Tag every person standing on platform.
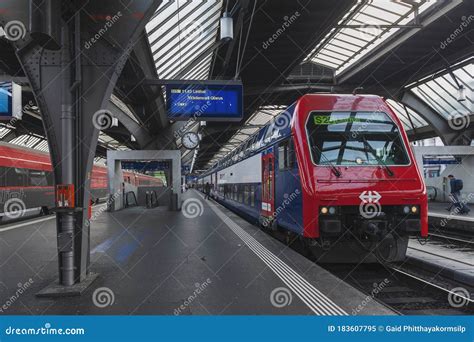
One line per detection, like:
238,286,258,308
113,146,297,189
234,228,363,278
446,175,470,214
204,182,211,200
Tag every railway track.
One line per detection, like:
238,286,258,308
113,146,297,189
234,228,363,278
322,262,473,315
428,232,474,246
250,215,473,315
269,230,474,315
428,222,474,244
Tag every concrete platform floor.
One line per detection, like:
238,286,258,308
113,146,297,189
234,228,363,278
0,190,393,315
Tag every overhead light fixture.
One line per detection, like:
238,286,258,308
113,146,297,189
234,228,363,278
131,135,136,142
111,117,119,127
457,85,466,102
220,12,233,41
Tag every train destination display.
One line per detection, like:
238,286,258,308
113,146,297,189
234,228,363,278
166,83,243,121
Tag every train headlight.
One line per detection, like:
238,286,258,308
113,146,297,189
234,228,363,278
320,207,328,214
403,206,410,214
328,206,336,215
411,205,418,214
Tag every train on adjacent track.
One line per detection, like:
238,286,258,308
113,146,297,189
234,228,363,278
197,94,428,263
0,142,163,221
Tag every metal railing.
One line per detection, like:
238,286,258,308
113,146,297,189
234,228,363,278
125,191,138,208
145,190,159,209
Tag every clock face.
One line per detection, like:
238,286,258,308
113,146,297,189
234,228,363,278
182,132,200,149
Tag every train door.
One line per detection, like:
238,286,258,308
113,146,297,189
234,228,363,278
261,153,275,218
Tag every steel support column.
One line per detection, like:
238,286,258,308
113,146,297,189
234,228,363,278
0,0,161,288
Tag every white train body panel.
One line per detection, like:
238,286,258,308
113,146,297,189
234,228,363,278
217,153,262,185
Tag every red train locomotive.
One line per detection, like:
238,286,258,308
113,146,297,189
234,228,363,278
199,94,428,263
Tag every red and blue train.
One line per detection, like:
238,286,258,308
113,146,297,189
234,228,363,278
198,94,428,263
0,142,163,221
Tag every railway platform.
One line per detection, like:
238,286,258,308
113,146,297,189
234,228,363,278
428,202,474,235
407,239,474,287
0,190,393,315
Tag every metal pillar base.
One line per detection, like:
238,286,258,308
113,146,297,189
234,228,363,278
36,272,99,298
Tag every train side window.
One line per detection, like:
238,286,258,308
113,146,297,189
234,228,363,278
288,138,295,168
0,167,6,187
30,170,48,186
278,138,295,170
6,168,28,186
278,141,287,170
250,185,255,207
46,171,54,185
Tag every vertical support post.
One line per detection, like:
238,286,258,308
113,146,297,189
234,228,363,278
58,26,75,286
0,1,164,292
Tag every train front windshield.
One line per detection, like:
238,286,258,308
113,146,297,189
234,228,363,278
306,111,410,166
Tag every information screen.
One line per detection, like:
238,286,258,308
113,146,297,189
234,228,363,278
166,83,243,121
0,81,22,120
0,82,12,117
121,161,170,172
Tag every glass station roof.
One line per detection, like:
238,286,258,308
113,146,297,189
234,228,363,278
386,98,428,130
9,133,49,152
206,105,287,167
305,0,435,75
408,58,473,119
146,0,223,80
0,128,130,154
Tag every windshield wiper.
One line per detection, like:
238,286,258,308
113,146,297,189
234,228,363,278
317,148,341,177
361,136,394,177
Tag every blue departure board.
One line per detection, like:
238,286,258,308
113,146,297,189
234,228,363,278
166,83,243,121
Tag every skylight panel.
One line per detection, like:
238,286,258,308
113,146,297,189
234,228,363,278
409,60,473,120
146,0,223,80
305,0,436,75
